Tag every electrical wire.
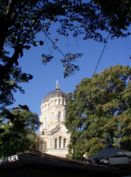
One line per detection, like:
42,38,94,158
93,34,110,75
43,30,66,58
43,30,110,76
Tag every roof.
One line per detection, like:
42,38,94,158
0,152,127,177
91,145,131,161
43,88,66,102
91,145,131,172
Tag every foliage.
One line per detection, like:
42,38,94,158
0,0,131,107
0,105,39,157
66,65,131,159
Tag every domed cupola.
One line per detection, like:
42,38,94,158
43,81,66,103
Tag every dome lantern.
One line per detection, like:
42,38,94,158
56,80,60,90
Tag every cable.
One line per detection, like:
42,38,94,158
93,34,110,75
43,30,110,75
43,30,66,58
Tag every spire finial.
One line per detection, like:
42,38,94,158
56,80,60,90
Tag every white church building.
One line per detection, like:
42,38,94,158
38,82,70,158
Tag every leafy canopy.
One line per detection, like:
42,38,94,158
66,65,131,159
0,105,39,157
0,0,131,108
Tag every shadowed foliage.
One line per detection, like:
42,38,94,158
66,65,131,160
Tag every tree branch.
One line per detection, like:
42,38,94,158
0,44,23,79
0,0,16,55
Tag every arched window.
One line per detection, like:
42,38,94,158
54,138,57,149
63,138,66,148
64,100,66,105
58,99,61,104
58,111,61,122
59,136,62,148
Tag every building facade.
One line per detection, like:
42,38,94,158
38,82,70,158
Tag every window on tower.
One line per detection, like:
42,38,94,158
59,136,62,148
58,99,61,104
54,138,57,149
58,111,61,122
63,138,66,148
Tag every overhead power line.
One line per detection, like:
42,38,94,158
44,30,110,76
93,34,110,75
43,30,66,58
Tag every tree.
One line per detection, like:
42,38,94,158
66,65,131,159
0,0,131,107
0,105,39,157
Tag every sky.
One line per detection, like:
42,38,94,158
13,28,131,116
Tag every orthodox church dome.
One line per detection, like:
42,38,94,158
43,81,66,102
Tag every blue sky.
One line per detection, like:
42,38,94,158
13,29,131,115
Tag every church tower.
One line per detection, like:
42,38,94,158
38,82,70,158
